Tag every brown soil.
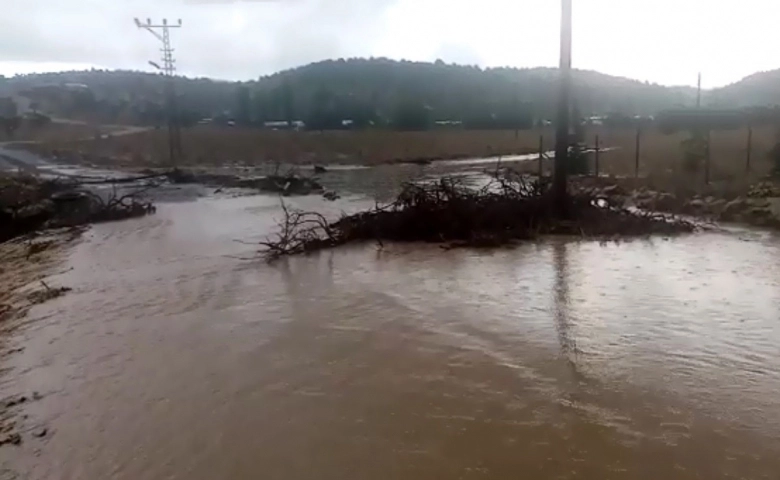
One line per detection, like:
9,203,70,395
0,230,79,448
570,175,780,229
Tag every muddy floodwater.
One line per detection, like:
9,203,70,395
2,184,780,479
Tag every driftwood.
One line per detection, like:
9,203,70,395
259,171,696,261
77,186,156,224
1,172,158,243
166,168,323,196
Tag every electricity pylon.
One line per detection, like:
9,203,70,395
135,17,183,167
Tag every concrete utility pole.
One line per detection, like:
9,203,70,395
553,0,573,216
696,72,702,108
135,17,183,167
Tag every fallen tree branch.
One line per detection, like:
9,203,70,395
258,171,697,261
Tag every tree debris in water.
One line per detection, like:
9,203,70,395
1,173,157,243
0,433,21,447
166,168,324,196
27,281,72,305
259,171,696,260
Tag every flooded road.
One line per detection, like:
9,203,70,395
2,190,780,479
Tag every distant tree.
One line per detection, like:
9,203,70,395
345,99,377,128
29,112,51,129
251,91,272,123
70,89,97,112
656,109,744,133
178,108,201,128
0,116,21,138
568,103,589,175
603,112,635,128
212,113,232,126
280,81,295,122
745,106,780,126
0,59,732,130
234,85,252,125
305,85,342,130
768,129,780,176
392,100,430,131
681,130,707,173
0,97,17,118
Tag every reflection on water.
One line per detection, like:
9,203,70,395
1,194,780,479
553,241,584,383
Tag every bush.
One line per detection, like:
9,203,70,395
681,130,707,173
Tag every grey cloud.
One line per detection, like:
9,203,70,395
0,0,398,79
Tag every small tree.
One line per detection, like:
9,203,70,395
768,127,780,176
567,104,589,175
234,85,252,126
29,112,51,129
392,100,430,131
681,129,707,173
0,116,21,138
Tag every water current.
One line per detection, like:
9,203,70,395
2,165,780,479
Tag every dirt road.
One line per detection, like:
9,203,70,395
0,118,151,172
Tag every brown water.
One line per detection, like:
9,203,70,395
2,193,780,479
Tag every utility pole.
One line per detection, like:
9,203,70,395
135,17,183,167
696,72,702,108
553,0,573,216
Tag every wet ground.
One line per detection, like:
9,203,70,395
1,164,780,479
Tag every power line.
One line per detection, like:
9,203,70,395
135,17,184,168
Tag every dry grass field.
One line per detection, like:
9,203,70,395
21,126,555,168
0,122,99,144
591,125,776,179
513,125,778,194
17,124,780,194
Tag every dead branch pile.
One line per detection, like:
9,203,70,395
166,168,323,196
259,173,696,260
1,173,157,243
74,188,156,225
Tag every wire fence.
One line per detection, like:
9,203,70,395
529,125,777,185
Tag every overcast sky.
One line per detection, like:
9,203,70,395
0,0,777,88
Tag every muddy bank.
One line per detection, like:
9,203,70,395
0,231,77,450
166,168,324,196
384,148,539,166
0,173,156,243
577,176,780,229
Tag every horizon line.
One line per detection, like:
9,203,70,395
1,57,774,90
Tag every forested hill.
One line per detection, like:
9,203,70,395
249,58,696,124
5,58,776,129
709,70,780,108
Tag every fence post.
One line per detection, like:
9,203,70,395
635,127,641,178
705,129,711,185
594,134,600,177
538,135,544,178
746,126,753,173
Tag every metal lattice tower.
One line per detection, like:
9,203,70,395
135,17,183,167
